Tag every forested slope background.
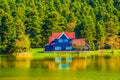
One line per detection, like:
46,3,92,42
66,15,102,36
0,0,120,53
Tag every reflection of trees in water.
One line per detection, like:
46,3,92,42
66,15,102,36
30,60,43,68
105,56,120,72
15,60,31,69
0,55,16,68
38,56,120,71
0,55,31,69
70,58,87,70
89,55,120,72
33,58,88,70
30,59,56,69
0,56,119,72
43,61,56,69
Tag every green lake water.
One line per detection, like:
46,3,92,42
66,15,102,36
0,54,120,80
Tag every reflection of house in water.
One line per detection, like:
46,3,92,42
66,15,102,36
34,57,88,70
54,57,88,70
22,56,120,71
55,57,72,69
32,58,72,70
0,56,87,70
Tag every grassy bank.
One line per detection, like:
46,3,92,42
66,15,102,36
25,48,120,59
1,48,119,60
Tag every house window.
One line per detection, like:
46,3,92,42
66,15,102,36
64,39,68,42
66,46,72,50
55,46,61,50
59,39,63,43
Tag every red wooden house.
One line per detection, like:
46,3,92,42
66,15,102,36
45,32,90,51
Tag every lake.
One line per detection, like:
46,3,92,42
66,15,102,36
0,54,120,80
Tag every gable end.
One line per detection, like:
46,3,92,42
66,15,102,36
58,32,69,39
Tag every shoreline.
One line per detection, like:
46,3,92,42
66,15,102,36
0,49,120,60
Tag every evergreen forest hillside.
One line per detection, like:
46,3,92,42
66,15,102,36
0,0,120,53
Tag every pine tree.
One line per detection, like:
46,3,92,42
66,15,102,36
0,11,14,53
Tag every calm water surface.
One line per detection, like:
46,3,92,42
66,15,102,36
0,54,120,80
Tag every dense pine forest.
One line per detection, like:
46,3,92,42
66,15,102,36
0,0,120,53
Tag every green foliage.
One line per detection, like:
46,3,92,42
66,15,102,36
0,10,14,53
13,35,30,52
0,0,120,53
